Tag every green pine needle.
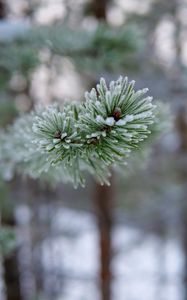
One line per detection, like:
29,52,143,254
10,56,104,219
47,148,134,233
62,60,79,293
0,76,163,187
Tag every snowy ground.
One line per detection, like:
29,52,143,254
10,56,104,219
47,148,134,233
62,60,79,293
0,206,184,300
36,208,184,300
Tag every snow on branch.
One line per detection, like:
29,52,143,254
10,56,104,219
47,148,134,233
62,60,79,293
0,76,163,187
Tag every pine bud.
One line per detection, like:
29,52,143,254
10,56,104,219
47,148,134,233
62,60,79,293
54,130,61,139
112,107,122,121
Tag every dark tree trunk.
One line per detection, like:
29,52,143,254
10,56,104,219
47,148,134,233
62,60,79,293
27,179,44,297
176,106,187,300
94,181,114,300
2,217,22,300
0,2,22,296
0,0,6,19
92,0,108,20
3,253,22,300
91,1,113,299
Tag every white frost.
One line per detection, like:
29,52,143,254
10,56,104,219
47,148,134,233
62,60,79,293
96,115,104,123
105,117,115,126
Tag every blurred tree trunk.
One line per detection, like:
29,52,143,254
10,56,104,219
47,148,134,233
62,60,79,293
2,217,22,300
0,213,6,300
91,1,113,300
94,180,114,300
27,179,44,298
92,0,108,20
176,106,187,300
172,1,187,299
0,0,6,19
0,2,22,298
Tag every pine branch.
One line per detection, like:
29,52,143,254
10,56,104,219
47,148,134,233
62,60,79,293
0,76,164,187
16,23,139,73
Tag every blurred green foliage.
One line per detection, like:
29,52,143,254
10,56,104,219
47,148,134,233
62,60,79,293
0,180,16,257
0,100,18,127
0,180,13,217
17,23,139,74
0,45,39,89
0,226,16,257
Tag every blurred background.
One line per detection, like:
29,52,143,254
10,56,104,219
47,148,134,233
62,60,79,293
0,0,187,300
